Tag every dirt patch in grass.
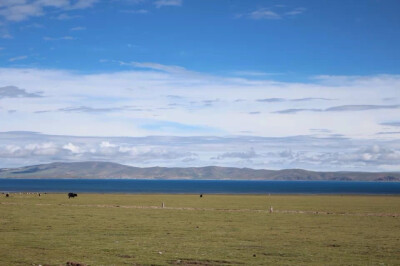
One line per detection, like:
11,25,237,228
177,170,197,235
117,254,136,258
170,258,239,265
261,252,300,258
2,202,399,217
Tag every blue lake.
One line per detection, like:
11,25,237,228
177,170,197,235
1,179,400,194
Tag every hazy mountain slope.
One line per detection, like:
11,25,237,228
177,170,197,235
0,162,399,181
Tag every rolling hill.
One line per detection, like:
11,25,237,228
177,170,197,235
0,161,399,181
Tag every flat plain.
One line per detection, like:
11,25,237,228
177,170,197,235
0,193,399,265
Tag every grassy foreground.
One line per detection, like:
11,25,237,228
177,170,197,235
0,193,399,265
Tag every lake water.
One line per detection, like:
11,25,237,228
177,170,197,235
1,179,400,194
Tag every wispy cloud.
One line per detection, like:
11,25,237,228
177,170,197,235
120,9,149,14
257,97,333,103
0,85,42,99
55,13,81,20
36,105,144,114
70,26,86,31
1,32,13,39
285,7,306,16
377,131,400,135
239,6,306,20
274,108,321,114
0,0,98,22
120,61,189,74
0,67,399,140
257,98,285,102
154,0,182,8
214,148,259,160
249,9,281,20
292,97,333,102
8,55,27,62
325,105,400,112
275,105,400,114
381,121,400,127
310,128,332,133
20,23,44,29
233,71,283,77
382,97,396,102
60,106,133,113
140,120,221,134
43,36,76,41
312,74,400,86
70,0,98,10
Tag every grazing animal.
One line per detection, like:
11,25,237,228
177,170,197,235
5,193,9,198
68,193,78,198
200,194,203,198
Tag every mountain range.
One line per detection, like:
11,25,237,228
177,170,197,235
0,161,399,181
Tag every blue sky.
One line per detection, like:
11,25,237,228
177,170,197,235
0,0,400,171
2,0,400,77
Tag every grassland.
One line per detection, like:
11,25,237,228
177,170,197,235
0,193,399,265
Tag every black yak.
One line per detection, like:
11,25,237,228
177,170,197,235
68,193,78,198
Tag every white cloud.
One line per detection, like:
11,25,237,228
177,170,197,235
233,71,283,77
120,61,188,74
154,0,182,8
249,9,281,20
43,36,75,41
70,26,86,31
25,142,59,155
100,141,117,148
120,9,148,14
69,0,97,10
0,85,42,98
55,13,80,20
1,33,14,39
0,1,27,7
1,132,399,171
20,22,43,29
8,55,28,62
0,0,97,22
0,142,59,157
274,104,400,114
241,6,306,20
62,142,82,153
0,3,43,22
285,8,306,16
0,66,399,142
214,148,259,160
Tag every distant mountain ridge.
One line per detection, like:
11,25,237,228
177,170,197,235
0,161,399,181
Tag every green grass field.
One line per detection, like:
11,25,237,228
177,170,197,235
1,193,399,265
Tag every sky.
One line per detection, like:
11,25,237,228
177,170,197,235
0,0,399,171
